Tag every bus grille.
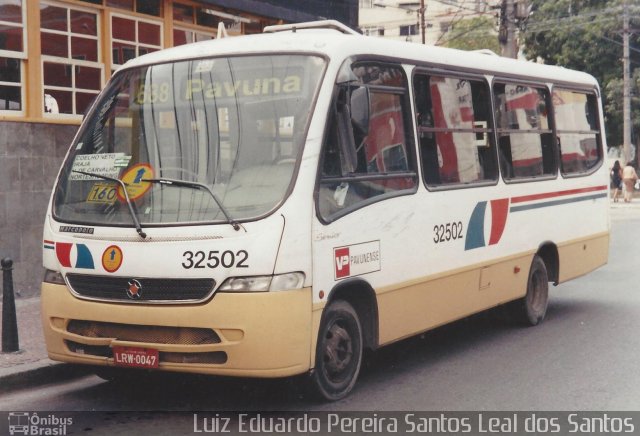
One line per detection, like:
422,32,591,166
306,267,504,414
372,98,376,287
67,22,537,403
65,274,215,303
67,320,221,345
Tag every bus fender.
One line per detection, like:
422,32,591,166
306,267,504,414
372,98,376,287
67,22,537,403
537,241,559,285
323,278,379,350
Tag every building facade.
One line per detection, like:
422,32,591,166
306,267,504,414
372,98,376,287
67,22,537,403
0,0,357,296
359,0,498,46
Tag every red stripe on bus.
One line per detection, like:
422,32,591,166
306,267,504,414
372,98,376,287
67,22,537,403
511,185,607,204
489,199,510,245
55,243,73,268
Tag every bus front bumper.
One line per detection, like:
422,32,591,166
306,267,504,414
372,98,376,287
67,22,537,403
41,283,313,378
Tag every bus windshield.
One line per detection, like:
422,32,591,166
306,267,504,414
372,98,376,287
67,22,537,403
53,54,326,227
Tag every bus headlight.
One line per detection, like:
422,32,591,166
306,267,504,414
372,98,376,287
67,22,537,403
218,272,305,292
43,269,65,285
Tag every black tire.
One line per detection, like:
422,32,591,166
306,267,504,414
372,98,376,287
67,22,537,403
310,300,363,401
511,255,549,326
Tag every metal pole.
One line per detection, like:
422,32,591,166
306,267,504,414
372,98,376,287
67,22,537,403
420,0,426,44
499,0,517,58
2,257,19,353
623,0,632,164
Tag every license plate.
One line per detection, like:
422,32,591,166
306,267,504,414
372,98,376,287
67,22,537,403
113,346,159,368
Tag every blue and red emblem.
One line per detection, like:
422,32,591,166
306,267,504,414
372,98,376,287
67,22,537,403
52,242,95,269
465,199,509,250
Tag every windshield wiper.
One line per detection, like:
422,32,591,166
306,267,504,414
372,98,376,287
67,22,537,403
71,170,147,239
142,177,241,231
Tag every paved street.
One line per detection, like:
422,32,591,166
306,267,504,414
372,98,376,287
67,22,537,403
1,203,639,433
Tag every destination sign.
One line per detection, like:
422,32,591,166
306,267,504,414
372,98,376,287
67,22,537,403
134,68,304,105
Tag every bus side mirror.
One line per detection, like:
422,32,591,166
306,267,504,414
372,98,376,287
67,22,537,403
350,86,370,137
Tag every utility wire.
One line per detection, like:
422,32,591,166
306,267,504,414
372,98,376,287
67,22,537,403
436,18,497,46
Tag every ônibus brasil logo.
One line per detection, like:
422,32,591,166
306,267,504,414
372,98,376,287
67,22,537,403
7,412,73,435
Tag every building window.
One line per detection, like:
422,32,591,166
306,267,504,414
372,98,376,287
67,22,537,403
106,0,161,16
0,57,21,111
41,2,102,116
0,0,24,53
0,0,25,113
173,28,214,46
173,2,194,23
111,13,162,70
399,24,417,36
173,2,244,39
362,26,384,37
172,3,224,46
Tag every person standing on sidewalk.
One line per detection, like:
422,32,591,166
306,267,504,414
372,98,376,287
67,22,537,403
611,160,623,202
622,161,638,203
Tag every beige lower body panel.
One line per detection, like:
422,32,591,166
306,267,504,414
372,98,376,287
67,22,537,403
376,232,609,347
557,232,609,283
41,284,313,378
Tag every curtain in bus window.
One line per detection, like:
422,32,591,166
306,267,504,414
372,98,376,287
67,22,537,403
344,91,412,201
430,77,481,183
364,92,408,174
553,89,600,174
506,85,544,177
414,74,495,187
495,84,554,179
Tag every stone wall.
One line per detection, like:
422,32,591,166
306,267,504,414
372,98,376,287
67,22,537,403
0,121,79,297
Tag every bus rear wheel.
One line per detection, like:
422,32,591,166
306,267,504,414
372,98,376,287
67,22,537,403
310,300,363,401
512,255,549,326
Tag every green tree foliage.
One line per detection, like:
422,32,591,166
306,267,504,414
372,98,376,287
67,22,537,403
441,16,501,53
604,70,640,149
522,0,640,149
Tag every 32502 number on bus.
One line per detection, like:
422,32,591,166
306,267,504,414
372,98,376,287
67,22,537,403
182,250,249,269
433,222,464,244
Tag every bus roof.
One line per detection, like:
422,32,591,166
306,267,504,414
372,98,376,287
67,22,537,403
121,25,598,88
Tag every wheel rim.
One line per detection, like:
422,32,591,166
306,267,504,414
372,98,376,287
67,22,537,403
322,318,354,383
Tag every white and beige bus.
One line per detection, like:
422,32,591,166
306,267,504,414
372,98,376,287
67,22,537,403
41,21,609,401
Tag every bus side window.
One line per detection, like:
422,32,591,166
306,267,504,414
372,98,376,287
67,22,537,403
498,134,514,179
414,75,440,185
493,82,556,180
413,73,497,188
317,62,417,221
553,89,603,175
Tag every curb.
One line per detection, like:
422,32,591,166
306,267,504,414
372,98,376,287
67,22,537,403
0,360,92,393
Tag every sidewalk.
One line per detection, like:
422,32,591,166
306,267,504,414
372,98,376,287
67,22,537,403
0,297,90,392
1,201,640,392
609,197,640,212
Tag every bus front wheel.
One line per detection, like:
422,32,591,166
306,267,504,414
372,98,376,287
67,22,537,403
310,300,363,401
512,255,549,326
